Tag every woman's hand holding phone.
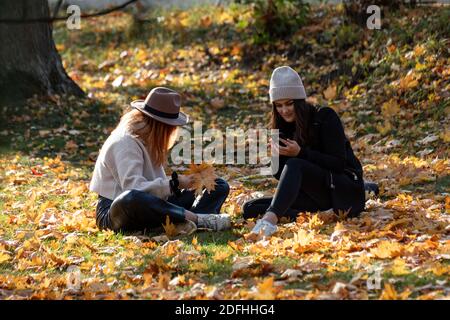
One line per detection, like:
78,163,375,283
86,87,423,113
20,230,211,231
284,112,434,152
278,138,301,157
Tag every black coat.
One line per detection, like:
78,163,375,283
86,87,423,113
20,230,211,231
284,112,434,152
274,106,365,217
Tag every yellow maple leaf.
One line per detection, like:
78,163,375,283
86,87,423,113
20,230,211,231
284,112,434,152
218,11,233,24
200,15,212,28
337,208,351,221
380,283,411,300
377,120,392,135
186,163,218,196
381,99,400,117
308,214,324,230
162,216,178,238
334,221,346,231
391,258,409,276
383,218,410,231
379,283,398,300
158,273,170,289
295,229,314,247
228,240,244,252
414,44,426,57
428,262,449,276
213,250,231,262
191,236,201,251
440,129,450,143
255,277,276,300
399,71,419,90
69,183,88,197
39,201,57,212
371,241,403,259
143,272,153,289
0,252,11,263
415,62,426,71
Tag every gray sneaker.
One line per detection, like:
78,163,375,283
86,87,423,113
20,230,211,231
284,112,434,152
196,214,231,231
250,219,278,237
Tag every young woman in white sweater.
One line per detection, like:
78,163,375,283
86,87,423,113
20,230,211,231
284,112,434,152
90,87,231,233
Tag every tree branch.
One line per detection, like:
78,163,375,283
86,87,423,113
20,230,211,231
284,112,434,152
0,0,138,24
52,0,64,19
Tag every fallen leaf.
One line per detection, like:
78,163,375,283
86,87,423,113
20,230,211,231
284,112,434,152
381,99,400,117
254,277,276,299
162,216,178,238
370,241,403,259
323,84,337,100
0,252,11,263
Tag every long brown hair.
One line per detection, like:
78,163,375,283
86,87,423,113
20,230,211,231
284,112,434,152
270,99,315,146
117,108,178,167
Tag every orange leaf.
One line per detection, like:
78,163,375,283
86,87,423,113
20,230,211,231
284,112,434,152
0,252,11,263
158,273,170,290
381,99,400,117
255,277,276,299
387,44,396,53
370,241,403,259
380,283,398,300
380,283,411,300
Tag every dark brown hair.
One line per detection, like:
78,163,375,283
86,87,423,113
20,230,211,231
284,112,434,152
270,99,315,146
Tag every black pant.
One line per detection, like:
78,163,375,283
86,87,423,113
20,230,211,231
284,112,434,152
96,178,230,232
243,158,332,220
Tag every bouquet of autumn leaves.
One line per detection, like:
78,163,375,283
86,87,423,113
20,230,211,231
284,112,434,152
162,163,218,238
185,163,218,196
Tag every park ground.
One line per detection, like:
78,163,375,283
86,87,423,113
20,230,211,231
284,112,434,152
0,3,449,299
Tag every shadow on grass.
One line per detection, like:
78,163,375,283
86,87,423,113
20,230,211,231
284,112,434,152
0,95,121,165
0,75,264,168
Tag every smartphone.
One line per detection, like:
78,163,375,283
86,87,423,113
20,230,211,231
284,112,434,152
278,132,287,147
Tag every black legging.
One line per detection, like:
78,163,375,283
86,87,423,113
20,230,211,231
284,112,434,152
243,158,332,220
96,178,230,232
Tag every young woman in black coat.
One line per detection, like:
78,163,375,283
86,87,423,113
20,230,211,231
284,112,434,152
244,66,377,237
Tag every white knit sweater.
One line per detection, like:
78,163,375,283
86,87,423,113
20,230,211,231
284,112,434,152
89,125,171,201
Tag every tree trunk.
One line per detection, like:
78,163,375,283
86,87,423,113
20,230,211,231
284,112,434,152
0,0,84,103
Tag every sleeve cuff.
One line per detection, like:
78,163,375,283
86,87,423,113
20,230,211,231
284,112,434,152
140,178,172,200
161,179,172,199
297,146,309,159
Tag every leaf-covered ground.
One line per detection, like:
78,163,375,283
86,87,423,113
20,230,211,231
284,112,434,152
0,4,449,299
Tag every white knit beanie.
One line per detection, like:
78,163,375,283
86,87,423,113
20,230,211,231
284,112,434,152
269,66,306,103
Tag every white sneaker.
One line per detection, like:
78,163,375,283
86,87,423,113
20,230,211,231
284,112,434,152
196,214,231,231
250,219,277,237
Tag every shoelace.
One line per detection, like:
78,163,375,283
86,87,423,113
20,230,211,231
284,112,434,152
198,216,217,229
